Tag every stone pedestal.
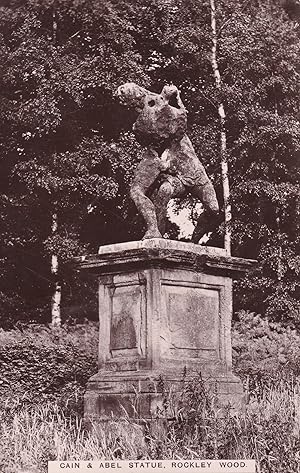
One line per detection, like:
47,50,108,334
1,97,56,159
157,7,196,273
75,239,255,424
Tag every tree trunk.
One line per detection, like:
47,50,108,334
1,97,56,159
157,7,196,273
210,0,232,255
295,197,300,237
52,3,57,44
51,212,61,328
50,13,60,328
276,209,283,281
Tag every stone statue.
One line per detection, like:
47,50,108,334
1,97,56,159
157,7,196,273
116,82,220,242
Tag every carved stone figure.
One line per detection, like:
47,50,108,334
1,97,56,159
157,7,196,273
116,82,220,242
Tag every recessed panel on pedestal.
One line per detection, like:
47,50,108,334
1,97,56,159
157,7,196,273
163,283,220,359
109,282,146,358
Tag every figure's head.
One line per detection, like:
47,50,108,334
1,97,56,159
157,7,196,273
161,84,179,101
116,83,149,112
116,82,187,145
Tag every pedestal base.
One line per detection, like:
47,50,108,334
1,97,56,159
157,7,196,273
84,370,244,426
75,239,254,425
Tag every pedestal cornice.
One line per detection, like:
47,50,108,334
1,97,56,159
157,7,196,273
73,239,256,278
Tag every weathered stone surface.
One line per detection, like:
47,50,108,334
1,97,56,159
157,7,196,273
75,240,256,424
116,82,220,242
164,284,219,356
75,238,255,277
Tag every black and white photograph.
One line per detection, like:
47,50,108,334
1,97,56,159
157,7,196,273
0,0,299,472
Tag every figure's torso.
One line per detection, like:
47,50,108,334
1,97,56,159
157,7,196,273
163,135,210,188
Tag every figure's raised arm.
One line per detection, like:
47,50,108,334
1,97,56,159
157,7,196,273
161,84,186,112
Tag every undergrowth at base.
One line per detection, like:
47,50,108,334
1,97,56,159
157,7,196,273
1,316,300,472
1,379,300,473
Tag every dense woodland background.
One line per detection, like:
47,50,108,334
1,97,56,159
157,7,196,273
0,2,300,471
0,0,299,328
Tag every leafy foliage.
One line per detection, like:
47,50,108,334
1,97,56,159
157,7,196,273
232,311,300,396
0,323,98,415
0,0,299,324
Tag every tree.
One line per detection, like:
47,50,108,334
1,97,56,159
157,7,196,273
0,0,147,326
129,0,300,324
214,0,300,323
0,0,299,327
209,0,231,254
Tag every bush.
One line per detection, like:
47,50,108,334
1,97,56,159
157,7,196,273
232,310,300,396
0,323,98,415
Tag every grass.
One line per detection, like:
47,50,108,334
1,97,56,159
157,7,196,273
0,380,300,473
0,401,147,472
1,316,300,472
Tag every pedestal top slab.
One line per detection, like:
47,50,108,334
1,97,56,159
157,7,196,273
74,239,256,278
98,238,226,256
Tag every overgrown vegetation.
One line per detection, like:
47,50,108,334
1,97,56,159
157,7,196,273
0,320,300,472
1,314,299,411
0,323,98,416
0,0,299,326
233,311,300,396
0,373,299,473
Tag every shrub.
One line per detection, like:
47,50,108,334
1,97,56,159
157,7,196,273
232,310,300,396
0,323,98,416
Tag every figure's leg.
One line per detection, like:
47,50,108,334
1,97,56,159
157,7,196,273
191,181,221,243
152,176,186,235
152,181,174,235
130,148,163,239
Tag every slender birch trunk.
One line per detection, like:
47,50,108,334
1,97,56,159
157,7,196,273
51,212,61,328
276,209,283,281
296,197,300,236
50,8,61,328
52,3,57,44
274,98,283,281
210,0,232,254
